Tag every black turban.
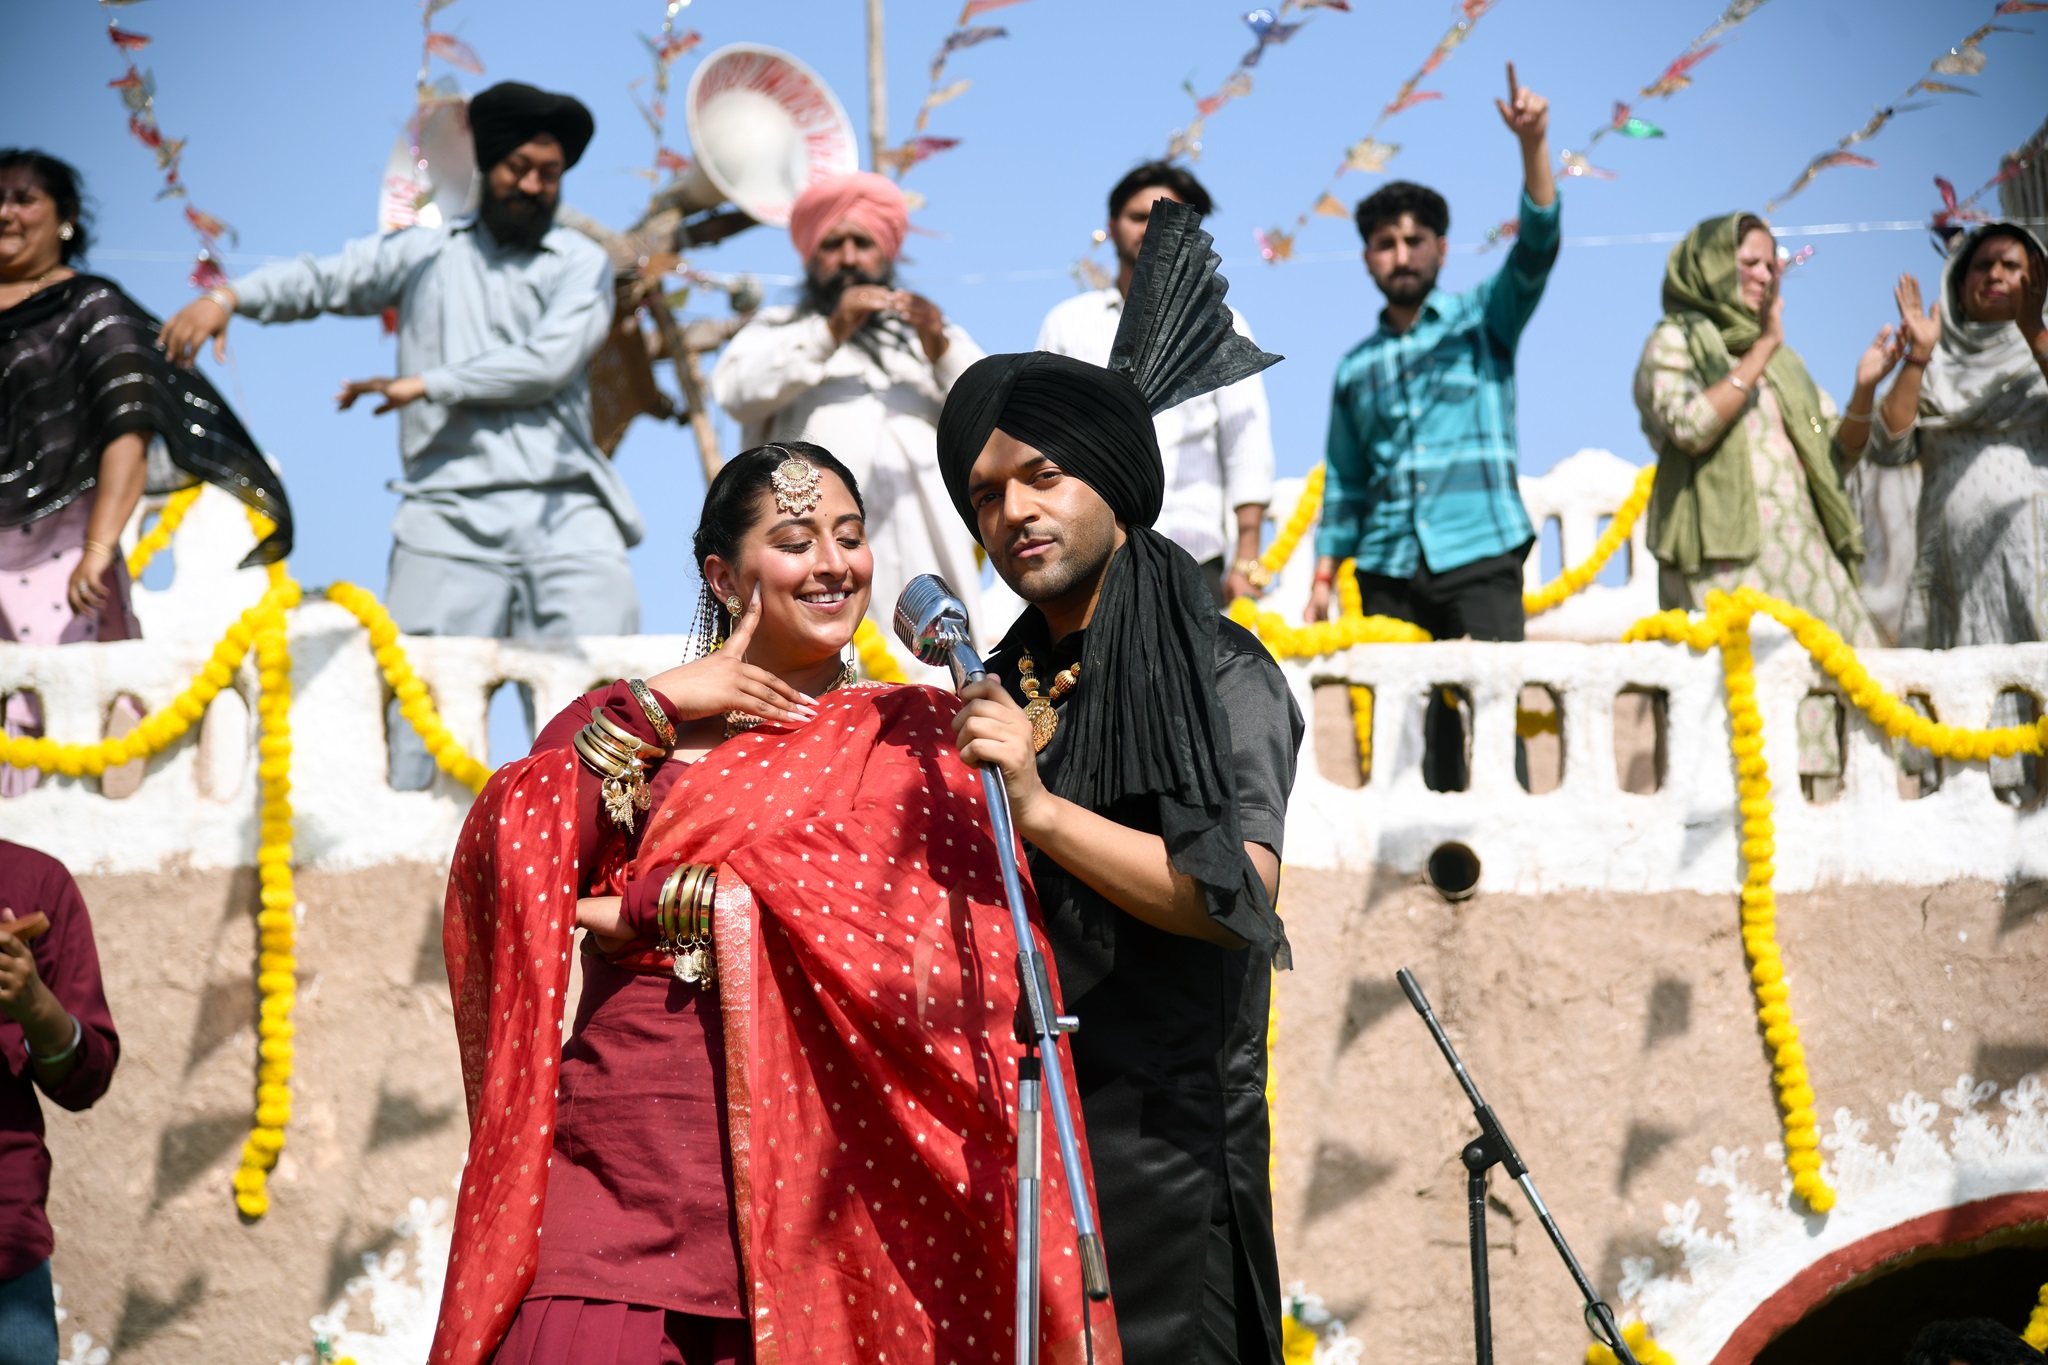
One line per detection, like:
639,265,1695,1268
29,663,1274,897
468,82,595,172
933,198,1292,964
936,352,1161,539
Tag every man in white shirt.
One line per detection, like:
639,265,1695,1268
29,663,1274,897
710,172,984,677
1036,162,1275,606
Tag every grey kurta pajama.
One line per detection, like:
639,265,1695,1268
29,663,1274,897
231,216,638,787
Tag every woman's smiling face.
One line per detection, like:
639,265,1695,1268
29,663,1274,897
704,467,873,673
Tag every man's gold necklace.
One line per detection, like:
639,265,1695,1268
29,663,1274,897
1017,651,1081,753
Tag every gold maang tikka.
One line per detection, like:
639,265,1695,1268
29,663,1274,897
769,448,822,517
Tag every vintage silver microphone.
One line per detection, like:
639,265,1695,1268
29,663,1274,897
894,575,1112,1360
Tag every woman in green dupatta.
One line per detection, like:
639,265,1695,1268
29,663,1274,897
1634,212,1899,643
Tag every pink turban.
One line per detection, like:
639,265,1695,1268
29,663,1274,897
788,171,909,263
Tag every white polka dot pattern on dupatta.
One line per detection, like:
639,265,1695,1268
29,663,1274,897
431,748,581,1365
634,684,1123,1365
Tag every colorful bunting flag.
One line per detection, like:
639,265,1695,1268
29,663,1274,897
423,32,485,75
103,15,238,288
959,0,1029,21
1253,227,1295,262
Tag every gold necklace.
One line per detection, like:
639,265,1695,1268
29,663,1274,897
1017,651,1080,753
2,266,63,308
724,658,858,738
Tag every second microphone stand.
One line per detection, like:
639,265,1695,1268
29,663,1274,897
1396,968,1640,1365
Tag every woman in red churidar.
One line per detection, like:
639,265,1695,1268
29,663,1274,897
431,442,1117,1365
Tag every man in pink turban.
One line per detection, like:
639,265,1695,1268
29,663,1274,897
711,172,988,676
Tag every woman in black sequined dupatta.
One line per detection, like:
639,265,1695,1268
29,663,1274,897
1,150,291,793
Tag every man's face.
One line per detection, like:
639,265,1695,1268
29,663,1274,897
1362,211,1444,307
479,135,565,250
1109,186,1184,271
807,219,892,305
967,430,1124,606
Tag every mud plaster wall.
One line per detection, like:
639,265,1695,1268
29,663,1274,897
44,862,466,1365
1269,868,2048,1365
35,860,2048,1363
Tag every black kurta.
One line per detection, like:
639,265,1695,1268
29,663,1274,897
991,612,1303,1365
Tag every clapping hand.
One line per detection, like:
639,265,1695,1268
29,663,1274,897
1855,323,1900,390
643,586,817,727
1894,275,1941,361
0,908,49,1023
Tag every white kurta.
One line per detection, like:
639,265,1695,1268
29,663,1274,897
710,307,986,682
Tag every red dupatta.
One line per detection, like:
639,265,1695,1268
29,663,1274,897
431,684,1118,1365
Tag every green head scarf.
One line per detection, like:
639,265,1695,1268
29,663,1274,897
1643,211,1864,578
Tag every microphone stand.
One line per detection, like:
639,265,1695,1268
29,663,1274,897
1395,968,1639,1365
895,583,1111,1365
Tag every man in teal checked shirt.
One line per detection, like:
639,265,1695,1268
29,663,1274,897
1304,62,1556,792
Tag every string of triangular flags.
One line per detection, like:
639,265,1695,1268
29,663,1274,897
1766,0,2044,212
1164,2,1353,166
1255,0,1506,264
100,0,237,292
632,1,705,192
1560,0,1776,184
880,0,1039,181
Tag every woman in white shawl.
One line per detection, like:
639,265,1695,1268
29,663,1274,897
1867,221,2048,799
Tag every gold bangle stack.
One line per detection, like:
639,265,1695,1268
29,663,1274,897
656,860,719,986
573,708,667,827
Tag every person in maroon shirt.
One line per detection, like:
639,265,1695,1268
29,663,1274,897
0,840,118,1365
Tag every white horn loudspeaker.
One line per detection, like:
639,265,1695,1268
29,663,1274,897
670,43,861,227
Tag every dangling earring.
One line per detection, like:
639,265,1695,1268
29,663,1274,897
725,595,743,617
58,223,74,242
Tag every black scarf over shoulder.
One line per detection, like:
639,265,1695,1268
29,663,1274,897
0,274,291,565
934,199,1289,963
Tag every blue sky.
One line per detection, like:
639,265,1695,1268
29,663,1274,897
6,0,2043,641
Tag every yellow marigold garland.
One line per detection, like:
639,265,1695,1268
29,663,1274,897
125,485,205,579
1259,462,1325,576
323,583,493,794
1626,589,1834,1211
2024,1283,2048,1351
233,555,303,1218
852,617,910,684
1587,1320,1677,1365
1523,465,1656,617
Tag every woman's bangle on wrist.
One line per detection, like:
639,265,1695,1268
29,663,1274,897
81,538,118,560
27,1013,82,1067
1725,373,1750,394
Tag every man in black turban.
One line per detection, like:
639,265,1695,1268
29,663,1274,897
160,80,636,791
942,200,1303,1365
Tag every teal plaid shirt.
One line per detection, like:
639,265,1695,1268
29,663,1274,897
1317,191,1560,575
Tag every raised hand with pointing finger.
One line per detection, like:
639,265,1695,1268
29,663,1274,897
1495,62,1556,210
